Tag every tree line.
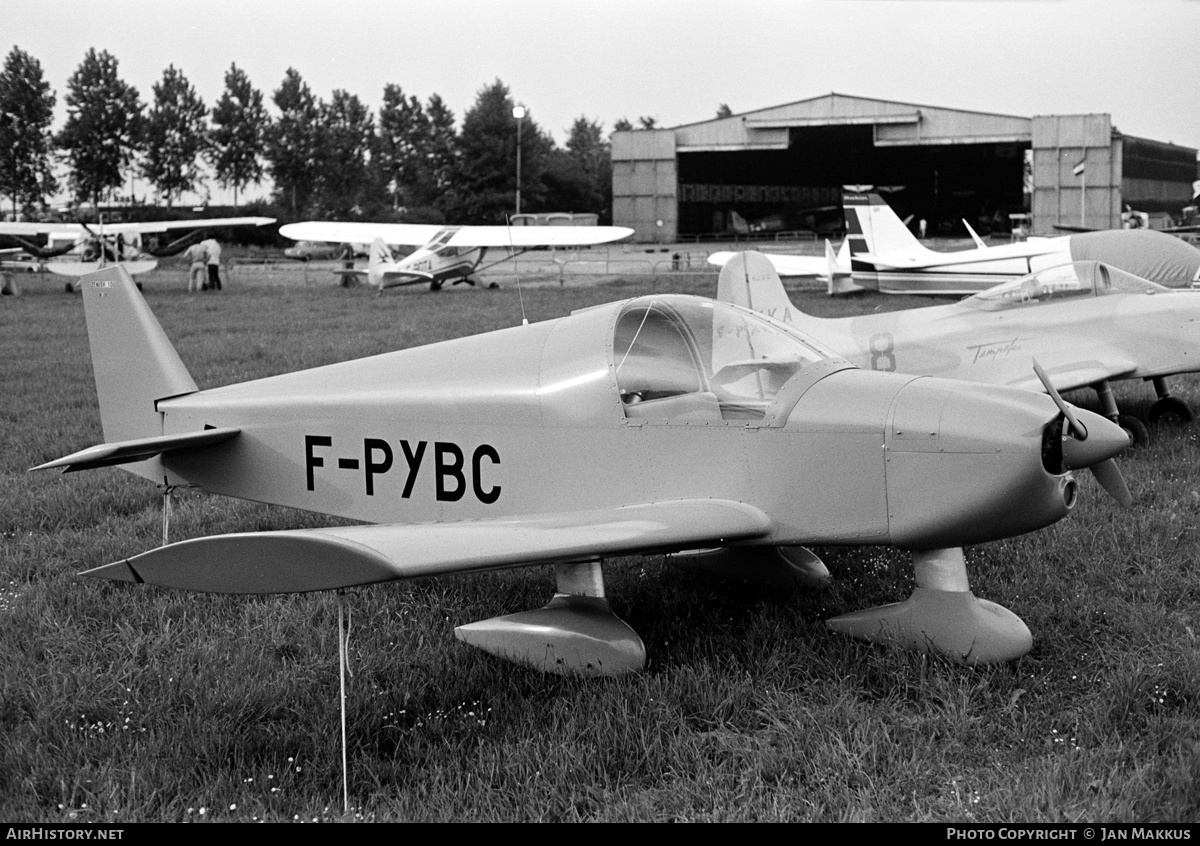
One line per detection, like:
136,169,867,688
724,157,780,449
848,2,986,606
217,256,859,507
0,46,618,225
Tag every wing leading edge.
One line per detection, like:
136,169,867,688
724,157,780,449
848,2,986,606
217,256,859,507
281,221,633,248
82,499,774,594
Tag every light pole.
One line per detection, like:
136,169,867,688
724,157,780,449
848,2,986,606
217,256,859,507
513,105,526,216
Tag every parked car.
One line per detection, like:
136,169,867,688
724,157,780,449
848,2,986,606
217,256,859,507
284,240,344,261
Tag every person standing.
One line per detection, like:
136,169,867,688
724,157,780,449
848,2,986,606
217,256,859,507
200,237,223,291
184,242,207,292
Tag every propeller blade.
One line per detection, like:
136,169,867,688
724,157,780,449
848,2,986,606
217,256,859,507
1090,458,1133,507
1032,358,1087,440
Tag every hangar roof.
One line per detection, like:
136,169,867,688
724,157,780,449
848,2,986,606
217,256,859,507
672,92,1033,152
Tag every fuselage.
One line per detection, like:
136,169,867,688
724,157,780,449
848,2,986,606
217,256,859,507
774,278,1200,389
156,295,1077,551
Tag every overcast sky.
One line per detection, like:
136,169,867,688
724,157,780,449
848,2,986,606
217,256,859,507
6,0,1198,204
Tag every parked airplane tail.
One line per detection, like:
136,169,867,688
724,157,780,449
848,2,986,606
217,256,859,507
842,192,925,289
825,239,863,296
53,265,210,482
715,251,824,334
366,237,394,288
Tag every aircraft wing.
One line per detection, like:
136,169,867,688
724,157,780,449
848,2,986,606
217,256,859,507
281,221,633,248
81,499,773,594
1005,359,1138,394
0,217,274,236
708,251,833,278
443,226,633,248
855,245,1062,270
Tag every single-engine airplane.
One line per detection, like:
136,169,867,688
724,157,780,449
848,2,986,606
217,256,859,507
279,221,633,291
839,192,1200,295
33,264,1131,672
717,250,1200,446
0,216,276,277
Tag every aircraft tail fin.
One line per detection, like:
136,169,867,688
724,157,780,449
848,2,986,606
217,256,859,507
730,210,749,235
825,239,863,296
843,191,923,256
716,251,820,332
78,265,198,479
367,237,394,287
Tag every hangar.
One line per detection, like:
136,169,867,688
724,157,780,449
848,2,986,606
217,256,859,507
612,93,1198,242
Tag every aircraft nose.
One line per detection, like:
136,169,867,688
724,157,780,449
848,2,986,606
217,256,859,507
1058,407,1131,471
884,378,1077,548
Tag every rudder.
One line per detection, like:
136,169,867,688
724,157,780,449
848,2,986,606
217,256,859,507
79,265,197,477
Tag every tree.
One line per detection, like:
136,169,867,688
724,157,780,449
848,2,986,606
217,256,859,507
314,89,376,217
448,80,551,223
57,48,143,209
543,116,611,221
377,84,431,209
141,65,209,206
637,116,658,130
0,47,57,214
209,64,267,208
715,103,733,118
424,94,458,212
265,68,320,217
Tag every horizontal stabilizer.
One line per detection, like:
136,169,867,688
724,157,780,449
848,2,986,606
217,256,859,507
81,499,774,594
31,427,241,473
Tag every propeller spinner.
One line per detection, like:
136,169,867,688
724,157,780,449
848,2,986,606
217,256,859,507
1033,359,1133,507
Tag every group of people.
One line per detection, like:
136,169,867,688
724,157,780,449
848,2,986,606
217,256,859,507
184,238,223,292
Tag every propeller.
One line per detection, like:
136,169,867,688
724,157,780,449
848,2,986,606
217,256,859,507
1033,358,1133,507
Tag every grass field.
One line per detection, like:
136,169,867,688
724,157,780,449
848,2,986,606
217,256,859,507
2,266,1199,822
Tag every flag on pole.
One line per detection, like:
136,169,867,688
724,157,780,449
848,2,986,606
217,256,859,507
1073,159,1086,176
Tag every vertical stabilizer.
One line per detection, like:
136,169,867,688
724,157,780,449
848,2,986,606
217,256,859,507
717,251,821,332
80,265,197,477
842,192,927,290
826,239,863,296
367,237,395,288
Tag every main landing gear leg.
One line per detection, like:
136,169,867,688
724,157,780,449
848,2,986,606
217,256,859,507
825,547,1033,664
1094,379,1149,447
455,560,646,676
1148,377,1194,426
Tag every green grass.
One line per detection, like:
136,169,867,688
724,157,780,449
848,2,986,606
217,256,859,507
2,268,1199,822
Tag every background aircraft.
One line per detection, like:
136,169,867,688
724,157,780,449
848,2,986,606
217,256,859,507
713,193,1200,296
279,221,633,290
840,192,1200,295
0,216,276,277
717,251,1200,446
35,265,1128,671
708,239,857,295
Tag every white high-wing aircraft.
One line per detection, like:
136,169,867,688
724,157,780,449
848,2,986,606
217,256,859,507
840,192,1200,295
0,217,276,277
717,250,1200,446
279,221,634,291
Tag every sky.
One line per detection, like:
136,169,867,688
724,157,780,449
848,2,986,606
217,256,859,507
5,0,1198,205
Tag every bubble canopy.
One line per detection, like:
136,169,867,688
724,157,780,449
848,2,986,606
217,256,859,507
612,296,838,421
963,260,1170,311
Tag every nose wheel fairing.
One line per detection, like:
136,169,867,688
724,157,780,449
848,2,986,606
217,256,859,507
825,547,1033,664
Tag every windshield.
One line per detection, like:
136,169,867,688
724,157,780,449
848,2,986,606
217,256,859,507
964,261,1169,310
613,296,835,421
